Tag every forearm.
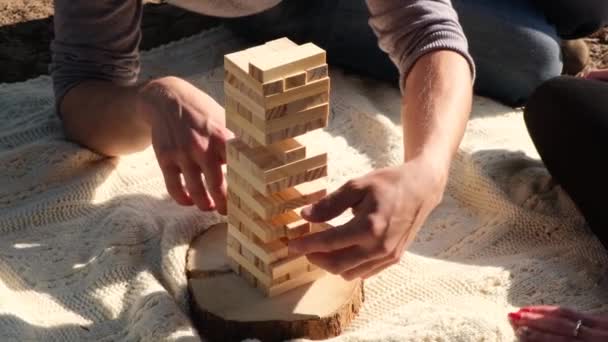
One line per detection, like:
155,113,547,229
402,50,472,172
60,81,151,156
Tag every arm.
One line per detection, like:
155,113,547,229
51,0,146,155
51,1,231,214
289,0,472,279
402,50,472,175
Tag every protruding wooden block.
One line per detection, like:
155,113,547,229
248,43,326,83
227,246,271,286
306,64,329,83
270,254,310,278
266,138,306,163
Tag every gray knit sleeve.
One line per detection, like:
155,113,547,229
366,0,475,91
50,0,142,109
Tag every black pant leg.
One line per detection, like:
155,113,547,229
524,76,608,248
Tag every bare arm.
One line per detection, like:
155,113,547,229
60,81,150,156
51,0,231,214
402,50,472,174
288,1,473,278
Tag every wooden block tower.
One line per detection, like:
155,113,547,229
223,38,330,297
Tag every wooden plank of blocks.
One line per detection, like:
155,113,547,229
248,43,326,83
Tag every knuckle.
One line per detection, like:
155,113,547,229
390,249,402,263
377,240,393,255
365,215,387,239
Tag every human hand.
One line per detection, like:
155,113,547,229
509,306,608,341
137,76,233,214
584,69,608,82
288,157,447,280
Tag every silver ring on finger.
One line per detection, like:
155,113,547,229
573,319,583,338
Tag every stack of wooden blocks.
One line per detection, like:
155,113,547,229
224,37,331,297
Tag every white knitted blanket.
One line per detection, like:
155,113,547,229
1,27,607,341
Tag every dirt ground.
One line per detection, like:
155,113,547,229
0,1,606,83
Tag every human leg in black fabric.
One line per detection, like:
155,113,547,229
524,76,608,249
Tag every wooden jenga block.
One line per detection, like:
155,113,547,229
266,268,326,297
248,43,326,83
266,138,306,163
285,72,307,90
252,103,329,133
226,246,271,286
227,223,288,264
265,165,327,195
264,37,298,51
306,64,329,83
265,90,329,120
265,78,330,109
269,254,310,279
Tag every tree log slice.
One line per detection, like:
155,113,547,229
187,223,364,341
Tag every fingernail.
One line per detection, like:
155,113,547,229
300,206,313,218
508,312,522,321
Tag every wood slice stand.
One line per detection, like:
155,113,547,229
187,223,364,341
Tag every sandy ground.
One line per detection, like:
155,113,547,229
0,1,606,83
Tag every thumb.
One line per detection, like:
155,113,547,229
301,180,365,222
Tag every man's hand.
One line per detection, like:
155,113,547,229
137,77,233,214
289,157,446,280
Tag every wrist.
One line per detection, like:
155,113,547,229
136,77,180,128
404,151,451,188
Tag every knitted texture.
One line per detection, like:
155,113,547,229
1,27,607,341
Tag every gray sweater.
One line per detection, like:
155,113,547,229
50,0,474,104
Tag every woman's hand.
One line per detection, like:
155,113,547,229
137,76,233,214
288,157,447,280
584,68,608,82
509,305,608,341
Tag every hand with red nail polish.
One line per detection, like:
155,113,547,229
508,305,608,341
